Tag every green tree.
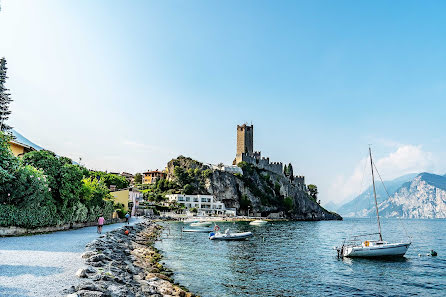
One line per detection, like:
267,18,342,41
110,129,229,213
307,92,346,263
81,177,111,208
288,163,293,177
0,58,13,132
174,166,189,187
284,197,294,211
0,132,19,201
183,184,193,195
134,173,142,184
307,184,318,201
283,164,288,176
88,171,129,189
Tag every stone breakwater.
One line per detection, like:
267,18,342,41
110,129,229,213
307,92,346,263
65,220,195,297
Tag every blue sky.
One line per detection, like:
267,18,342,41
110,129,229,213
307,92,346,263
1,0,446,204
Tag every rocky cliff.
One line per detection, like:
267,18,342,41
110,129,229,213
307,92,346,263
166,156,341,221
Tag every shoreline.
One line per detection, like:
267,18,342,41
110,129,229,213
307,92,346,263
66,219,196,297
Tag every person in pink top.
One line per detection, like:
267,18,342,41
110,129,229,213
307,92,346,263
97,215,105,234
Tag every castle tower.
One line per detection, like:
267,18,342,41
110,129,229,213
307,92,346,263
236,124,253,155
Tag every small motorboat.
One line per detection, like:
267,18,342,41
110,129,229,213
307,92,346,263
249,220,268,226
190,221,213,227
209,229,253,241
182,227,213,233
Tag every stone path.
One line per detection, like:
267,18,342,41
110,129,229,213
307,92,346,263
0,218,141,297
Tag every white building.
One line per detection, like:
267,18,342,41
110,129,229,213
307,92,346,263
209,164,243,175
165,194,235,216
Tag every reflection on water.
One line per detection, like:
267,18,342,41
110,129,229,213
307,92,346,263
155,219,446,297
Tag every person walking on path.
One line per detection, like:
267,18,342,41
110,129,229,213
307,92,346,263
125,212,130,225
97,215,105,234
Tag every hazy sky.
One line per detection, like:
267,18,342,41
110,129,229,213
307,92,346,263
1,0,446,205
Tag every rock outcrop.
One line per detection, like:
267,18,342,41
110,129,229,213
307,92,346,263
65,220,195,297
205,164,341,220
165,156,341,220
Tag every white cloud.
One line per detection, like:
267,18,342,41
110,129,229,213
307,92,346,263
328,145,436,204
375,145,434,179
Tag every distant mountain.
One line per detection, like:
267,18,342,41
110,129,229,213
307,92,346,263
375,173,446,218
323,201,340,212
337,173,418,217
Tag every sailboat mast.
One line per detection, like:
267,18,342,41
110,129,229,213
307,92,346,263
369,147,383,241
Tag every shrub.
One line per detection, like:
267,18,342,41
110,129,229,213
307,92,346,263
239,194,251,210
88,171,129,190
284,197,294,211
183,184,194,194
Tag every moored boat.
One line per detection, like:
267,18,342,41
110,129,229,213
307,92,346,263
190,221,213,227
338,238,410,258
336,147,411,258
209,229,253,241
249,220,268,226
182,227,213,233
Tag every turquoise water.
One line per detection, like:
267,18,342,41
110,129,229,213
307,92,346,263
155,218,446,297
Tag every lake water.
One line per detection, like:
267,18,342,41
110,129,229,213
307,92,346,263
155,218,446,297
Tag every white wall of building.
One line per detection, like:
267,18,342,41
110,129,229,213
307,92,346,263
165,194,233,215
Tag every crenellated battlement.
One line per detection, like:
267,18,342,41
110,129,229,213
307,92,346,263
234,123,305,180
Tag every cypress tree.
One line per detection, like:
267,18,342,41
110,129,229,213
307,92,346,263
288,163,294,178
283,164,288,176
0,58,13,132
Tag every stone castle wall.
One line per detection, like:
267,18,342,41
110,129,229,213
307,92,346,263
234,123,305,188
237,152,284,176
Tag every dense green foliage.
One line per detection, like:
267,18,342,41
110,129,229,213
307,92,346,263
134,173,142,184
0,58,13,132
0,132,115,228
307,184,318,201
88,171,129,189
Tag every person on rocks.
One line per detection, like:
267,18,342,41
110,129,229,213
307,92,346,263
97,215,105,234
125,212,130,225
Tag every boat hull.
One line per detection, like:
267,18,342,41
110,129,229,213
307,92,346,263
182,228,213,233
249,220,267,226
190,222,212,227
343,243,411,258
209,232,253,241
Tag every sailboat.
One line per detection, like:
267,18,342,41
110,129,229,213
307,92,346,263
336,147,411,258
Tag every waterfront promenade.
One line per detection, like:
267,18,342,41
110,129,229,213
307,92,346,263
0,218,141,297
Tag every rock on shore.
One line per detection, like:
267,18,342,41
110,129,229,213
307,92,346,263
65,220,195,297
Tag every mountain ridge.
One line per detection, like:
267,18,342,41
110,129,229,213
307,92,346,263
337,172,446,218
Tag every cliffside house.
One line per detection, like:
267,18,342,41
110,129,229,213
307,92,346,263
8,129,44,157
143,170,166,184
165,194,236,216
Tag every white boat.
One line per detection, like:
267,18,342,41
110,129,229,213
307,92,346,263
336,147,411,258
190,221,212,227
182,227,213,233
209,229,253,241
340,240,410,257
249,220,268,226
